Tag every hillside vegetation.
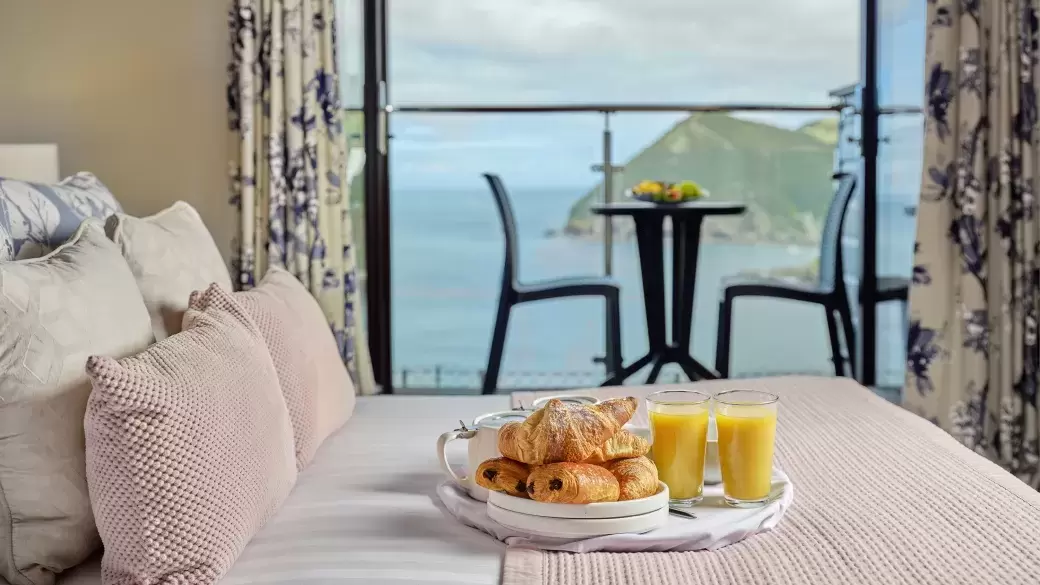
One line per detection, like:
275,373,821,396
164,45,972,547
565,113,839,246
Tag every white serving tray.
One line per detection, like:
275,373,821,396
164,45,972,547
487,502,669,538
488,481,668,519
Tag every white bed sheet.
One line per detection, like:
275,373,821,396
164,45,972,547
58,395,510,585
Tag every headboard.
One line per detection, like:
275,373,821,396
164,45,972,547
0,144,60,183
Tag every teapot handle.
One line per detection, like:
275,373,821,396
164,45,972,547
436,428,476,487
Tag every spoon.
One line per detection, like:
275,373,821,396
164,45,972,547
668,507,698,519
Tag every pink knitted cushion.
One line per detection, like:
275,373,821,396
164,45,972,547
84,285,297,585
190,268,356,469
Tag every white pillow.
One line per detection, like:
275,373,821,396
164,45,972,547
0,219,154,585
105,201,232,340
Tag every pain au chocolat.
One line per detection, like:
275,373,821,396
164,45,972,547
475,457,531,498
526,462,620,504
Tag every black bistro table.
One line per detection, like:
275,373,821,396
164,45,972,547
593,201,747,384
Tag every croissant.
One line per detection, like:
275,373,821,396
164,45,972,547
582,429,651,464
600,456,659,501
498,397,638,465
526,462,620,504
475,457,530,498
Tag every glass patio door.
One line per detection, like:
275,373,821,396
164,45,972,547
875,0,925,395
373,0,863,393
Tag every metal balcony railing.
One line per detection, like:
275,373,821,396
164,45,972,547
353,94,923,391
375,101,846,278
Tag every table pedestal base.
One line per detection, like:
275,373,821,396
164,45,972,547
604,347,720,386
592,201,746,387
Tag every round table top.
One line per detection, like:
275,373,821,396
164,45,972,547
591,200,747,217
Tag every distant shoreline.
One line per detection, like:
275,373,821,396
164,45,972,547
543,229,821,282
546,225,821,248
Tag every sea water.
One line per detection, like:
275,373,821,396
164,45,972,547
390,188,914,390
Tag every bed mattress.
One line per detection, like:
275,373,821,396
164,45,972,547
58,395,510,585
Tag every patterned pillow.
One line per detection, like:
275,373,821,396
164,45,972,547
84,284,297,585
192,269,356,469
0,172,122,261
105,201,232,340
0,220,153,585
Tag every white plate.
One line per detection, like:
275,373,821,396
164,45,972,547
488,481,668,519
487,502,669,538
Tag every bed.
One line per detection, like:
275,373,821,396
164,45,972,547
58,378,1040,585
58,396,509,585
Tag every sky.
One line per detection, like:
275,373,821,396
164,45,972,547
338,0,924,192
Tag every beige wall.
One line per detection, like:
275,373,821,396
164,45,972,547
0,0,234,258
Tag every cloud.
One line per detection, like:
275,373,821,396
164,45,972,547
338,0,916,190
880,0,915,23
389,0,856,61
394,138,550,151
383,0,861,104
395,124,438,139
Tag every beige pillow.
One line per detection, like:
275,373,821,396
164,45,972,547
85,284,296,585
105,201,232,340
0,220,154,585
193,269,357,469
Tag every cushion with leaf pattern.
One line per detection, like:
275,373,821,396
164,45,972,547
0,172,122,261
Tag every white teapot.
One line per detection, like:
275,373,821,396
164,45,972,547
437,410,530,501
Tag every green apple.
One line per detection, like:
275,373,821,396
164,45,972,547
679,180,702,199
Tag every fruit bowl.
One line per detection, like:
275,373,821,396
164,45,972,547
627,180,708,204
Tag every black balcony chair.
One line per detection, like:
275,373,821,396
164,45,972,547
716,173,862,378
481,173,623,394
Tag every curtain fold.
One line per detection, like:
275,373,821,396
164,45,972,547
228,0,376,394
907,0,1039,486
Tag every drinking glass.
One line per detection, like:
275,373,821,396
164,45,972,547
714,389,779,507
646,390,711,506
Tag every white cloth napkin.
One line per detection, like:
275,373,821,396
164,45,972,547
434,470,794,553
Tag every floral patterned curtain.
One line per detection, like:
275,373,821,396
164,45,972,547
228,0,376,394
907,0,1039,487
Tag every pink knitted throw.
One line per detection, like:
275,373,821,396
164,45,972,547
505,378,1040,585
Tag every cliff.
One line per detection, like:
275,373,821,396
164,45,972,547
564,113,839,246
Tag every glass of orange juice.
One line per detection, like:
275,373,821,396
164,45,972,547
646,390,711,506
714,389,779,507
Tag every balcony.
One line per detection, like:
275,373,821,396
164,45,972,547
338,100,912,396
339,0,925,396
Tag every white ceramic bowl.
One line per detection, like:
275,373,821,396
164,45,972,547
472,410,530,429
487,502,668,538
488,481,668,519
626,424,651,442
530,394,599,409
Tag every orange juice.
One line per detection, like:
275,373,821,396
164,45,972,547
649,407,710,501
715,406,777,501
